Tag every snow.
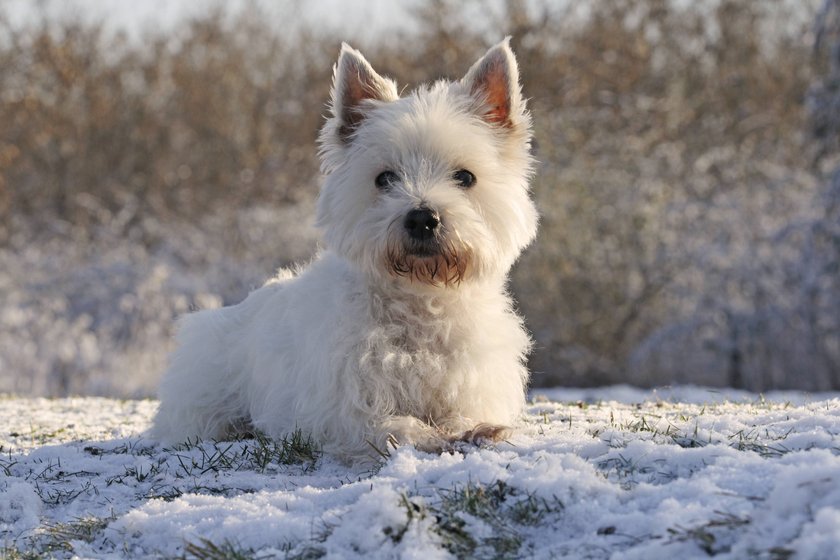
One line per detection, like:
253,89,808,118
1,387,839,559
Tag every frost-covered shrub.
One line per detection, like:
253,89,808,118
0,203,317,397
631,0,840,390
1,1,837,394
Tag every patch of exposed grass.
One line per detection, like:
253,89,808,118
84,440,158,457
5,430,321,537
0,445,17,476
45,513,116,544
728,428,795,458
666,511,751,556
394,480,565,559
589,405,802,460
105,459,167,486
5,513,117,559
285,546,327,560
184,538,258,560
170,429,320,478
0,547,52,560
245,430,320,471
34,479,97,506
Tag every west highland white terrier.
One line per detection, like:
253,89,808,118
152,38,539,461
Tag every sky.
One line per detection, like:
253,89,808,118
3,0,417,37
4,1,817,48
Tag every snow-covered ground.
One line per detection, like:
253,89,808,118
1,386,839,559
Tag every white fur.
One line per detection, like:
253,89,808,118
152,39,539,462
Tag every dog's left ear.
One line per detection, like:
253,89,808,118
462,37,525,129
330,44,399,144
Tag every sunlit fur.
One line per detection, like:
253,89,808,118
152,38,539,462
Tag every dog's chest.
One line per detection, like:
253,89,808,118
366,308,458,374
357,294,471,412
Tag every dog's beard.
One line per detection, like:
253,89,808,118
384,234,471,287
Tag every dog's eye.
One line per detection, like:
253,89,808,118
452,169,476,188
375,171,399,190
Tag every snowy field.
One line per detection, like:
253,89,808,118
1,386,839,559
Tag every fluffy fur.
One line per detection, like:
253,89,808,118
152,38,539,462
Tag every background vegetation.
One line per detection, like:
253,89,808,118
1,0,838,396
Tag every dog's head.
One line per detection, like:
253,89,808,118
317,39,537,290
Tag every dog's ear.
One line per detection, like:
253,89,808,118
330,44,399,143
461,37,525,129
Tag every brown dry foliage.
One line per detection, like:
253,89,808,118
0,8,332,242
1,0,830,388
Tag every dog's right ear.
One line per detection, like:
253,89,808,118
461,38,527,130
329,44,399,144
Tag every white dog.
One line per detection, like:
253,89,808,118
152,38,539,462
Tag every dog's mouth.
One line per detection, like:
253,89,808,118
406,241,440,258
385,237,470,287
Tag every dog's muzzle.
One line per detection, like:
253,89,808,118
384,206,470,286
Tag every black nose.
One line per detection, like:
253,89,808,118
404,208,440,241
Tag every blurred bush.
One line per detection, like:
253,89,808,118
0,7,328,242
1,0,837,395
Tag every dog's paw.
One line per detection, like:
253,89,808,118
453,423,512,447
376,417,512,457
375,415,454,456
412,435,456,455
